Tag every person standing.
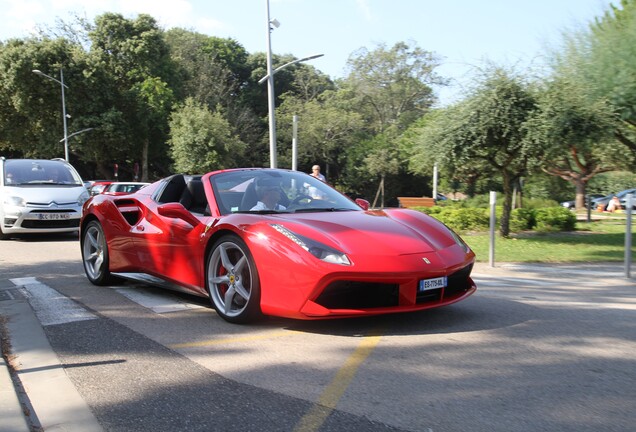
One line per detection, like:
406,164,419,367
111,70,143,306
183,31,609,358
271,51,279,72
310,165,326,182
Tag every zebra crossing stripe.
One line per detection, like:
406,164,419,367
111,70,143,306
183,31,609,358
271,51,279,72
10,277,97,326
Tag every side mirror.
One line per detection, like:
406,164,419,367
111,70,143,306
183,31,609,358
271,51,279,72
157,202,200,227
355,198,370,211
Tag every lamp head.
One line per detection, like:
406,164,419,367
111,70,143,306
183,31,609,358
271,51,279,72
270,18,280,28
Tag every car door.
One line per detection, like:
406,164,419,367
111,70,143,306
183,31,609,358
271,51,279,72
130,189,209,293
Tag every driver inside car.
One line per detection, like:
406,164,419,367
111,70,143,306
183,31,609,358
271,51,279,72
250,178,287,211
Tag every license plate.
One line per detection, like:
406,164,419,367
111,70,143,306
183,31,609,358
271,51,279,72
418,276,447,292
37,213,71,220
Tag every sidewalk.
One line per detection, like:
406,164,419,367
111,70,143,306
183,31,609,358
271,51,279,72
0,283,103,432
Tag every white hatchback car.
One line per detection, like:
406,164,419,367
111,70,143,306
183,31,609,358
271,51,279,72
0,157,89,239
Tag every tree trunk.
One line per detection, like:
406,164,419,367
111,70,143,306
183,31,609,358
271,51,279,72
142,139,149,182
500,170,515,237
574,179,587,210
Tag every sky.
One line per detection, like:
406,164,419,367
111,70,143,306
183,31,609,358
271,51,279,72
0,0,614,105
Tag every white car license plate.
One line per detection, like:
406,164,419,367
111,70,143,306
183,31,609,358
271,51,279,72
37,213,71,220
418,276,447,292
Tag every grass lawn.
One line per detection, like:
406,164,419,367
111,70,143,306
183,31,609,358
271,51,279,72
463,215,635,263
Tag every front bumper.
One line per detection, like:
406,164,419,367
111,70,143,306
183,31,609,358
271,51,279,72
2,205,81,234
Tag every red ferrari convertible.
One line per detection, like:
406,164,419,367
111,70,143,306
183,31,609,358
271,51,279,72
80,168,476,323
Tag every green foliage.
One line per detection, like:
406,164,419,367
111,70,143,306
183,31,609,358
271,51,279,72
588,171,636,195
419,207,490,232
419,202,576,234
552,0,636,165
276,90,364,182
168,98,245,172
2,2,636,202
534,207,577,232
342,41,444,134
510,207,535,231
408,67,540,236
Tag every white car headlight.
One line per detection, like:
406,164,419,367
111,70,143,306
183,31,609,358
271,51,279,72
4,195,26,207
78,190,90,206
270,223,351,265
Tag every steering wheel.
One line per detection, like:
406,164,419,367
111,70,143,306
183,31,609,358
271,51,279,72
289,194,313,208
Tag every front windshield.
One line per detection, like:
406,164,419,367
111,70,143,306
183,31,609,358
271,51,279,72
3,160,83,186
210,169,361,215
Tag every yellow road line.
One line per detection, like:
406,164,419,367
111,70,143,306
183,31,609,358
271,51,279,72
168,330,297,348
170,327,384,432
293,333,383,432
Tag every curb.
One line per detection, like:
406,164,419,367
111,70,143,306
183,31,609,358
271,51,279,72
0,296,103,432
0,324,30,432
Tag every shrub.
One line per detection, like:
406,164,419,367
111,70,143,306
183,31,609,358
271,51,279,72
534,207,577,232
510,207,536,231
419,205,575,233
429,207,490,231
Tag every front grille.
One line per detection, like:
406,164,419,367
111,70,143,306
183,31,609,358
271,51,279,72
416,263,474,305
444,263,474,299
21,219,80,229
29,209,75,213
315,263,474,310
416,288,442,303
315,281,400,309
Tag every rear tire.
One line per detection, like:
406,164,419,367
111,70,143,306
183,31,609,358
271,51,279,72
206,235,262,323
81,220,117,285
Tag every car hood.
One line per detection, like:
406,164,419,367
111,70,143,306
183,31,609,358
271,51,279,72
3,185,86,204
262,209,459,255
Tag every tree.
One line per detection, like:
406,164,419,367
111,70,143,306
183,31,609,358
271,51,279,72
342,41,446,134
87,13,178,179
364,136,400,208
411,68,538,236
406,109,498,198
0,37,84,158
555,0,636,161
276,90,364,182
525,77,619,209
169,98,246,173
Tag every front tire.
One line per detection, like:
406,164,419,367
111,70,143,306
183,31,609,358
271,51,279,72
207,235,261,323
0,225,9,240
82,220,117,285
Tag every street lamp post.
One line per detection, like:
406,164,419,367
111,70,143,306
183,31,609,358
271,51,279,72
60,128,94,143
264,0,324,169
259,53,324,171
33,69,69,161
265,0,278,168
258,54,325,85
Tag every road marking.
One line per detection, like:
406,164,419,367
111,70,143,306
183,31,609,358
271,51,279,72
294,332,383,432
114,286,206,314
10,277,97,326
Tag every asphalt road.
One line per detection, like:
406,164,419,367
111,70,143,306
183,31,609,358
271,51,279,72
1,234,635,431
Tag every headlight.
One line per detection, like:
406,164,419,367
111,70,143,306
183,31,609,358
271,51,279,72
448,227,471,254
270,224,351,265
4,195,26,207
78,190,90,206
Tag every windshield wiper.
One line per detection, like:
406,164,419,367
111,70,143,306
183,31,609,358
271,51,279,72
292,208,353,213
234,210,291,215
